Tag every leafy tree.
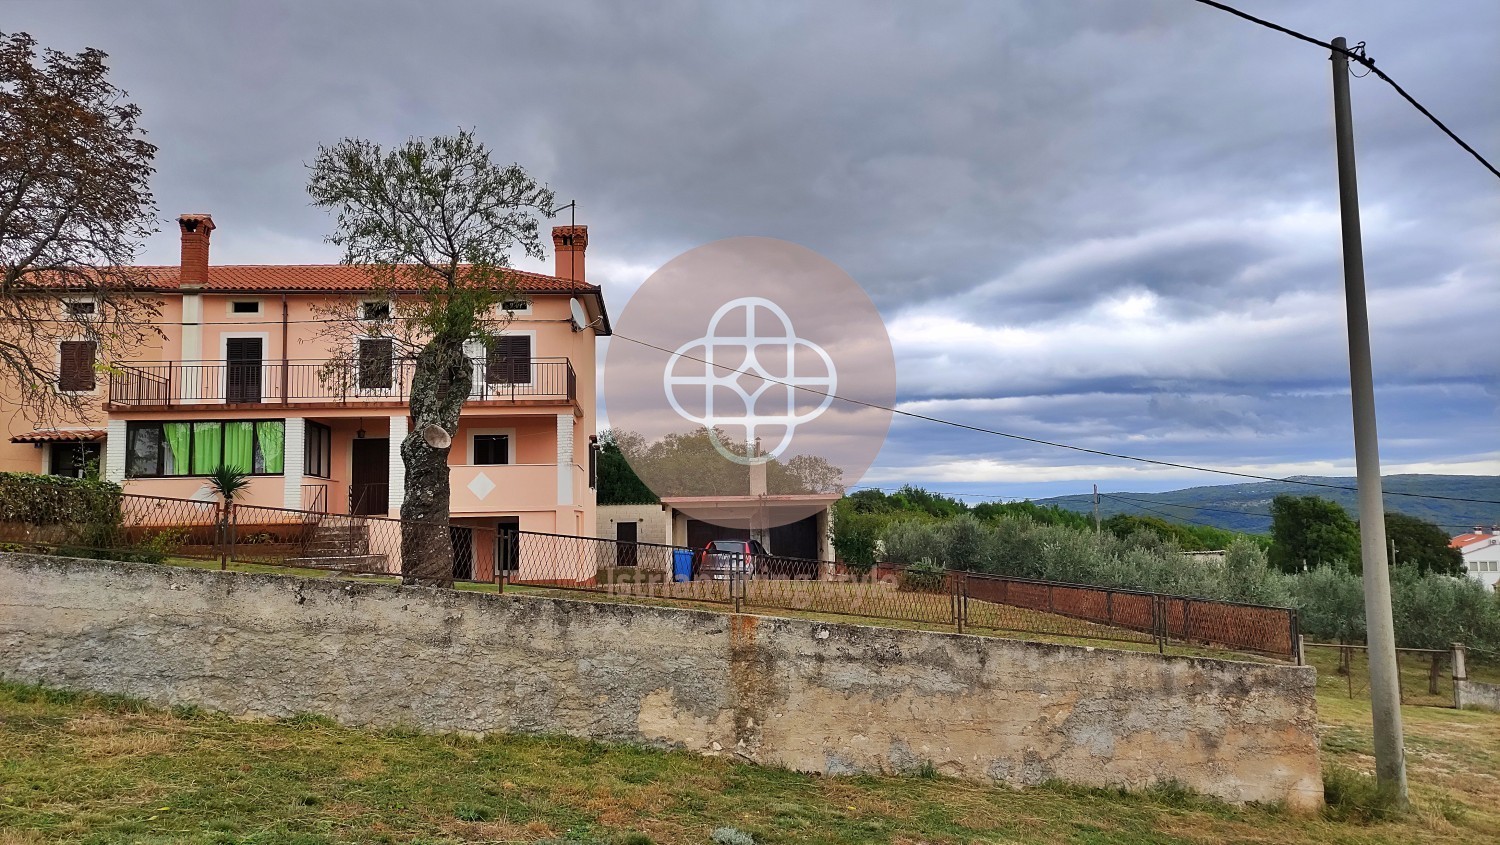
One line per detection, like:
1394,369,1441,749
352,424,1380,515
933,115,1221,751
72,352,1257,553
596,430,658,505
1373,511,1463,576
1268,494,1362,573
609,427,842,498
1,31,161,424
972,499,1094,531
308,130,554,586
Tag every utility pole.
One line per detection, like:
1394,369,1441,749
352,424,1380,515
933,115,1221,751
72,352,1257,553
1330,35,1408,805
1092,484,1101,536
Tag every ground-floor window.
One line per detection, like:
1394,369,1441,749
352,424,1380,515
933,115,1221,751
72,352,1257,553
48,442,101,478
125,419,285,477
304,421,332,478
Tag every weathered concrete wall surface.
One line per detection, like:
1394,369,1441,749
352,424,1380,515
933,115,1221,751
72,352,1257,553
1456,679,1500,712
0,554,1322,808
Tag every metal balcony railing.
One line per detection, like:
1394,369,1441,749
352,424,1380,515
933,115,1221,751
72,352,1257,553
107,357,576,407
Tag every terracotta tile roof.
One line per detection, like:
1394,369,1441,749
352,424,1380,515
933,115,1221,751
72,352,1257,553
10,429,106,444
130,264,599,294
1451,532,1499,549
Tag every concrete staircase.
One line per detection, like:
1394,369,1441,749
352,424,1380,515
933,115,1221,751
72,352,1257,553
284,515,393,574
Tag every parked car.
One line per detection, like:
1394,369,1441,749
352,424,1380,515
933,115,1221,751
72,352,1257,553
694,538,768,581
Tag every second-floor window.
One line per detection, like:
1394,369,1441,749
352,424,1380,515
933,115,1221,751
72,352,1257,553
358,338,394,390
486,335,531,385
58,340,97,392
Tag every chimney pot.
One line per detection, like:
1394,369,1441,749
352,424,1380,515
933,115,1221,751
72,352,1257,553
552,225,588,283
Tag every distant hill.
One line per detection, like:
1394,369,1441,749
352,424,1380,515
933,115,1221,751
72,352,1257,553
1034,475,1500,536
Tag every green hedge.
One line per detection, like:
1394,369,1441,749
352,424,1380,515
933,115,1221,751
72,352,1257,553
0,472,123,527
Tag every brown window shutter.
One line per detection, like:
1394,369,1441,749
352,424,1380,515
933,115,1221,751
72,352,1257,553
59,341,97,391
358,338,394,390
487,335,531,385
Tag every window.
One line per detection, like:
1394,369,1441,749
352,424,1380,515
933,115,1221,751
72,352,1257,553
360,301,391,321
304,421,332,478
66,301,96,316
124,419,285,477
474,434,510,465
486,334,531,385
49,443,101,479
231,301,260,314
357,338,394,389
501,299,529,312
58,340,97,392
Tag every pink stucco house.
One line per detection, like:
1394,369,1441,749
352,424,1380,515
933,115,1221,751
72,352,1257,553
2,214,610,564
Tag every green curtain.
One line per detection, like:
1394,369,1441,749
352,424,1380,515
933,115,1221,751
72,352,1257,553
162,423,192,476
223,421,254,473
191,422,222,474
256,421,285,473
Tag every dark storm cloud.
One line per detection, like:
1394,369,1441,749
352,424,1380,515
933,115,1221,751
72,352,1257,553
7,0,1498,489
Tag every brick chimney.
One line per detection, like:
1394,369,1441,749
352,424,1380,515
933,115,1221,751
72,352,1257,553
178,214,215,288
552,225,587,283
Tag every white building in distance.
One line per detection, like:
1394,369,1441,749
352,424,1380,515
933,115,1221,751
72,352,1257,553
1451,527,1500,590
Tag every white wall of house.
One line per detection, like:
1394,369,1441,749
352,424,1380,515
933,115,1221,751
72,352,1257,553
1458,534,1500,590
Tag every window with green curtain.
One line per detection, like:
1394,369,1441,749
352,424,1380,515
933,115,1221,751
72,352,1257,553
223,421,254,473
192,422,223,474
162,423,192,476
255,421,285,473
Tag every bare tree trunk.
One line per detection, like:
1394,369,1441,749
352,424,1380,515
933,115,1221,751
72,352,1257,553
400,338,470,586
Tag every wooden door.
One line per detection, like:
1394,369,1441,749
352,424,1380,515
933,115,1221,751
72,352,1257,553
349,438,389,514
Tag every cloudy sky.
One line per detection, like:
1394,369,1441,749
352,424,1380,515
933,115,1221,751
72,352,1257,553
10,0,1498,500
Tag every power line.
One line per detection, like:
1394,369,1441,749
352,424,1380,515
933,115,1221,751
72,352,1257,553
1097,492,1240,532
612,331,1500,506
1187,0,1500,181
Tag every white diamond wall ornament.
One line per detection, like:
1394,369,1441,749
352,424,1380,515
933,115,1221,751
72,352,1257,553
467,471,495,501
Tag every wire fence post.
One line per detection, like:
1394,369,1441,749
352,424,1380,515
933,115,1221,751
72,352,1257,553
1452,642,1466,709
1153,594,1166,654
1291,611,1302,665
216,501,229,571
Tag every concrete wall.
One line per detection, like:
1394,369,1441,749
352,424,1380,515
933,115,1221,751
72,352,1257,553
1456,679,1500,712
598,504,671,545
0,554,1322,808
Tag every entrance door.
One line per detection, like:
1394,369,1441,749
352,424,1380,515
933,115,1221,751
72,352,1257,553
615,521,638,567
225,337,263,403
349,438,389,514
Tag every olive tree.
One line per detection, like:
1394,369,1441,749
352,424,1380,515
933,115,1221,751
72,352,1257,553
1,31,160,424
307,130,554,586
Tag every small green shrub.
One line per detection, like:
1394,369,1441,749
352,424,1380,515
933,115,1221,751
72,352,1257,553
898,559,946,593
453,803,494,822
1322,764,1404,823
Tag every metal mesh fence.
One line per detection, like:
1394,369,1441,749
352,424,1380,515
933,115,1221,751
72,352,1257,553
4,493,1298,661
1303,643,1461,707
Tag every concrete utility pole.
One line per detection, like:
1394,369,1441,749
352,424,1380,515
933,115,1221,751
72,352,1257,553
1330,35,1408,805
1092,484,1101,535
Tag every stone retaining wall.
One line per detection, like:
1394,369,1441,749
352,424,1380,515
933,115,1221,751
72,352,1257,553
0,554,1322,808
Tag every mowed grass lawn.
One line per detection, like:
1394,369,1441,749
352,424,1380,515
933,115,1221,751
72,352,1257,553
3,560,1498,843
3,667,1500,844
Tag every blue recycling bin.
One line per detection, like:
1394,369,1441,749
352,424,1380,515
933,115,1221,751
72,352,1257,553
673,548,694,583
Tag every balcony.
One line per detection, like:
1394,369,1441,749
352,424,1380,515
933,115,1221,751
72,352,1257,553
107,357,576,408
